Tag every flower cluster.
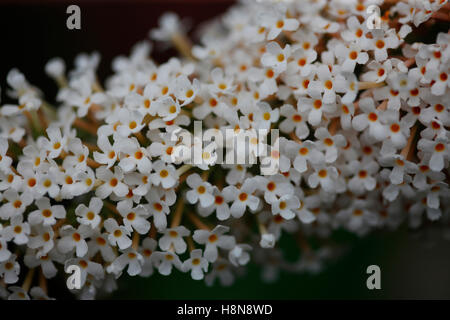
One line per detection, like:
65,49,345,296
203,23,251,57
0,0,449,299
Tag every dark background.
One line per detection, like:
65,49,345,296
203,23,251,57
1,0,450,299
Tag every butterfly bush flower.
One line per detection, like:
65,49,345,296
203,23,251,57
193,225,236,263
117,200,151,234
75,197,103,229
182,249,209,280
159,226,190,254
107,248,144,276
28,197,66,226
152,251,183,276
57,225,91,257
104,218,132,250
0,255,20,284
0,0,449,300
186,173,215,208
223,179,260,218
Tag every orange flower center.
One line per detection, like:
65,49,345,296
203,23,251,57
318,169,327,178
239,193,248,201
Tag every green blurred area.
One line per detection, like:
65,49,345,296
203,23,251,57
110,228,450,300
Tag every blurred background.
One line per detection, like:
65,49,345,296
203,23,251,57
1,0,450,299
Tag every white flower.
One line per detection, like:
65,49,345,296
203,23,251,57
45,57,65,80
24,249,60,279
104,218,132,250
260,11,299,40
87,231,116,263
0,0,448,298
254,101,279,131
117,200,150,234
139,237,157,277
362,60,392,83
125,172,151,196
352,97,388,141
430,67,449,96
93,136,119,169
173,75,200,106
205,258,235,287
296,196,316,224
0,254,20,284
150,160,178,189
287,47,317,77
57,225,91,257
0,170,22,192
347,160,379,194
261,42,291,74
145,190,172,230
28,197,66,226
314,127,346,163
75,197,103,229
259,233,275,248
16,162,40,198
158,226,190,254
208,68,235,97
182,249,208,280
413,162,445,190
2,92,41,116
186,173,215,208
2,215,30,245
66,74,106,117
6,68,30,95
228,244,251,267
58,167,85,200
193,93,228,120
63,138,89,171
28,225,55,258
75,167,96,196
337,100,355,130
154,97,181,121
41,126,67,159
35,167,60,199
150,12,183,41
95,166,129,199
279,104,310,140
225,164,247,185
308,65,338,104
198,188,231,221
285,140,324,174
108,248,144,276
337,200,378,235
417,138,449,172
193,225,236,263
152,251,183,276
271,194,300,220
369,29,399,62
0,189,33,219
223,179,260,218
379,155,417,185
146,189,176,230
308,165,339,193
254,174,293,204
0,238,11,262
298,91,336,126
335,43,369,73
116,109,145,138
